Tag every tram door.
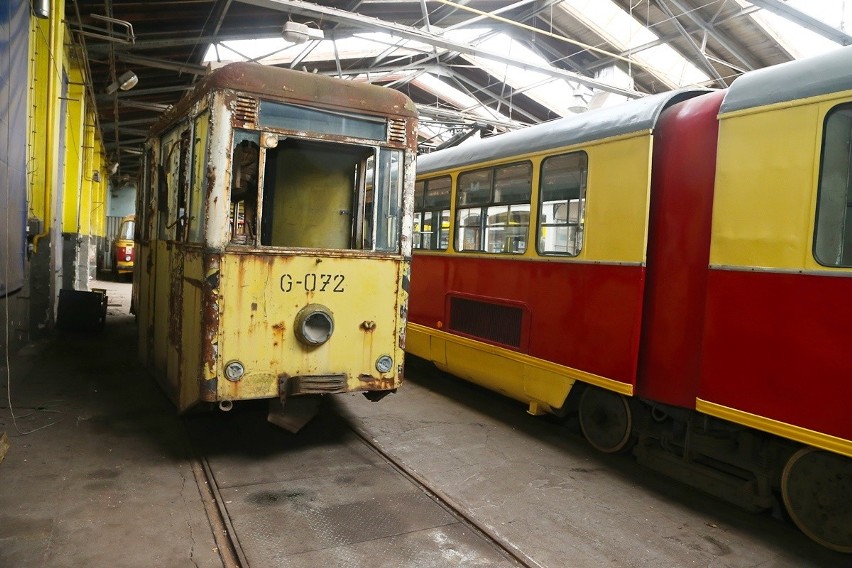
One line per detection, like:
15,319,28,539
143,120,207,408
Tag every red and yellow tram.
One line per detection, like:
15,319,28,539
407,46,852,551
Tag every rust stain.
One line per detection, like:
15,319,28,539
168,249,185,348
357,374,397,391
149,62,416,141
200,253,221,402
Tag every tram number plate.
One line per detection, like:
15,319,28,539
280,273,345,293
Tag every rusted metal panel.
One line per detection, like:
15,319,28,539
200,252,221,403
178,248,205,410
204,94,234,251
150,63,417,139
215,252,404,402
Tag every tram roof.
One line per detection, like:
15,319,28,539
720,44,852,115
416,89,707,175
151,62,417,137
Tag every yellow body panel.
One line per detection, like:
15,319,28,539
217,252,405,401
711,93,852,272
179,252,204,410
408,323,632,414
696,399,852,458
581,133,653,264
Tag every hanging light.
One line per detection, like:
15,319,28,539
106,71,138,94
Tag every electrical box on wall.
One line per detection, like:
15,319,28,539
27,217,43,239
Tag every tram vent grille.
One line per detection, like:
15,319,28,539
388,119,406,144
233,96,258,124
448,297,523,348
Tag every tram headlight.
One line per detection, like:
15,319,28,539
375,355,393,374
294,304,334,346
224,360,245,382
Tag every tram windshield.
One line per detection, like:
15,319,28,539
227,130,403,253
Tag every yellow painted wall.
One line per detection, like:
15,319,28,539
28,1,108,253
28,14,55,235
62,66,85,232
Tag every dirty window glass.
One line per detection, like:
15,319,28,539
814,103,852,267
188,112,209,243
158,126,185,241
364,148,403,252
228,130,260,245
259,101,387,141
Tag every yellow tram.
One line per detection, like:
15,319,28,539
132,63,418,429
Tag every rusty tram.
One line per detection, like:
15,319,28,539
133,63,418,430
407,46,852,551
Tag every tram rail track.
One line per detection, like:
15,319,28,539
184,412,537,568
348,424,540,568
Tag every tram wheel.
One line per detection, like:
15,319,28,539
578,386,633,453
781,447,852,553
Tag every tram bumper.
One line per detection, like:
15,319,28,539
278,373,349,397
267,373,348,433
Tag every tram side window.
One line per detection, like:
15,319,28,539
814,103,852,267
229,131,260,244
413,176,451,250
187,112,209,243
157,127,189,241
455,162,531,254
538,152,588,257
365,148,403,252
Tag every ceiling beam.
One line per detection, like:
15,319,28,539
653,0,726,86
235,0,643,97
116,54,208,75
95,84,193,102
550,3,680,90
445,68,541,122
100,117,158,129
661,0,758,71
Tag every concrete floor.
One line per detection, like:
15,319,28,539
1,280,848,567
0,281,219,568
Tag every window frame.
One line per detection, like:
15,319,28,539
454,161,532,255
536,151,588,258
413,175,451,251
813,102,852,268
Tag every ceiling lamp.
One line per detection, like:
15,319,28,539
282,21,324,44
106,71,138,94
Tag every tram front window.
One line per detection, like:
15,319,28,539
246,135,402,253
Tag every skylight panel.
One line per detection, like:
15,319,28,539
203,33,432,66
452,31,588,117
560,0,712,88
739,0,847,59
